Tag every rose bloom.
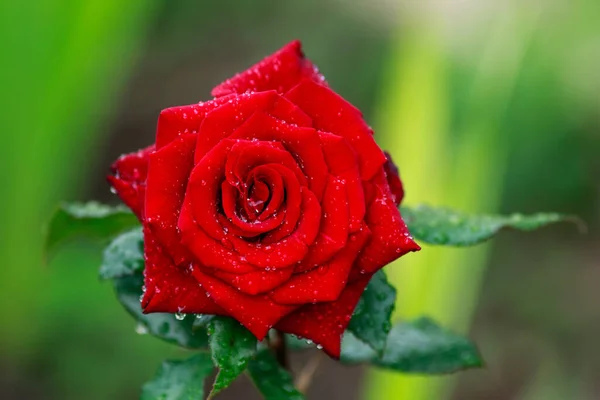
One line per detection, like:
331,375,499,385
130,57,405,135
108,41,419,357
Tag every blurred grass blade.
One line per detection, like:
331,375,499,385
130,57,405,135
0,0,157,351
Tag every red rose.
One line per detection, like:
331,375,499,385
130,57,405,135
108,41,419,358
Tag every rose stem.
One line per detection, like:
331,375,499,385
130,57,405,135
295,352,323,394
272,330,289,370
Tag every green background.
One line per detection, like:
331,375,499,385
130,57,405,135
0,1,598,399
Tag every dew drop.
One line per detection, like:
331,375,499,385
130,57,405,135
175,312,185,321
135,323,148,335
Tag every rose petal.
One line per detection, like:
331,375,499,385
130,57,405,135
145,134,197,264
225,140,307,190
178,199,257,274
211,268,294,295
220,181,285,237
356,170,420,274
383,151,404,206
194,91,280,163
191,269,297,339
107,145,154,220
247,165,284,221
260,164,302,245
229,188,320,269
275,275,372,358
270,225,370,305
285,79,386,180
155,95,235,149
186,139,234,241
142,228,226,315
230,111,328,200
294,175,349,272
211,40,325,97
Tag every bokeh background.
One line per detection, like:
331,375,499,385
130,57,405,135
1,1,598,399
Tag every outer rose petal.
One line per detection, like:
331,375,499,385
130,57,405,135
142,228,226,315
192,269,297,340
384,151,404,206
285,79,387,180
275,275,372,358
356,171,420,274
107,145,154,220
155,95,235,149
145,134,197,265
194,91,280,163
211,40,325,97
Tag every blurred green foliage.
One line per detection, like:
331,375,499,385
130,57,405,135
0,1,597,399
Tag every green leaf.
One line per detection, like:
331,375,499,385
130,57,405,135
141,354,214,400
113,273,208,349
347,270,396,354
45,202,138,258
401,204,575,246
207,317,257,397
247,350,305,400
341,317,482,374
99,227,144,280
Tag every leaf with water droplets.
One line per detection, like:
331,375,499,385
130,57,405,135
347,270,396,355
247,350,305,400
341,317,482,374
207,317,257,398
401,204,577,246
45,202,138,260
114,273,208,349
99,227,143,279
141,353,214,400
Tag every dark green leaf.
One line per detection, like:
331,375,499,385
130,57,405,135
347,270,396,354
99,227,144,280
207,317,257,397
141,354,214,400
45,202,138,258
247,350,305,400
341,317,482,374
401,204,576,246
113,273,208,349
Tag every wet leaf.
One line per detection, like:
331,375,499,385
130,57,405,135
401,204,575,246
114,273,208,349
99,227,143,279
347,270,396,355
341,317,482,374
45,202,138,259
141,353,214,400
247,350,305,400
207,317,257,397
